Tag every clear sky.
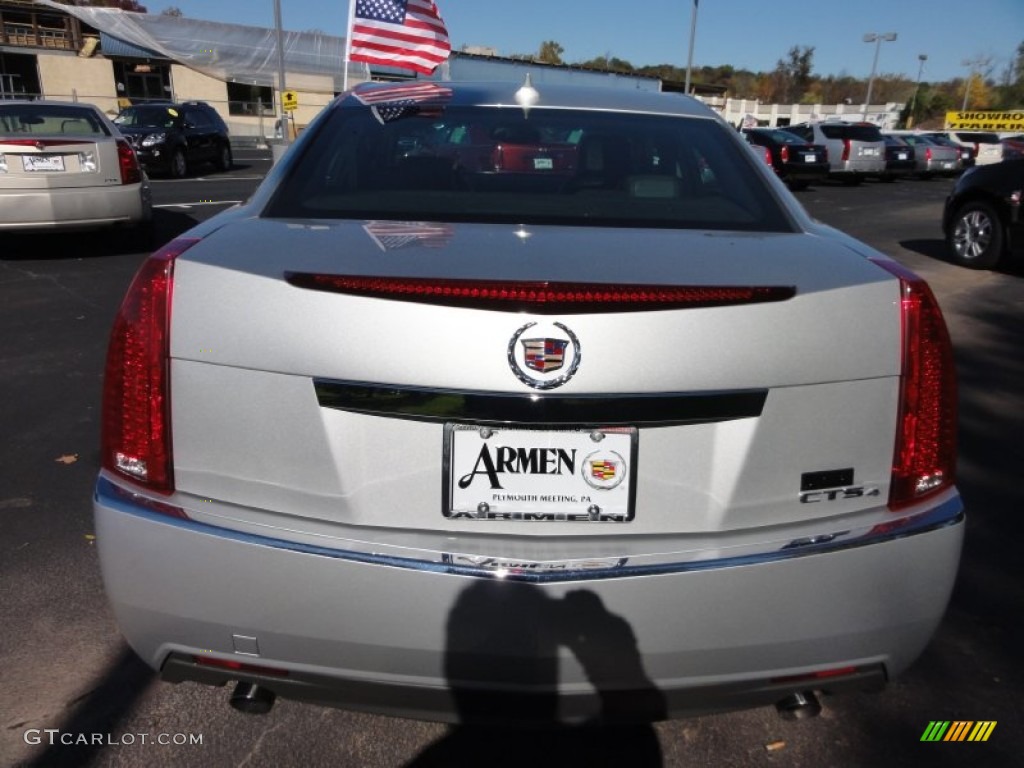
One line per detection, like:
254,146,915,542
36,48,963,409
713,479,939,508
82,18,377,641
150,0,1024,84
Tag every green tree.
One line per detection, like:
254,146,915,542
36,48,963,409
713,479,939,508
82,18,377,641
537,40,564,66
160,6,183,16
773,45,814,103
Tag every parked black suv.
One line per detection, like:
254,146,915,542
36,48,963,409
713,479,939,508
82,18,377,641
113,101,231,178
943,158,1024,269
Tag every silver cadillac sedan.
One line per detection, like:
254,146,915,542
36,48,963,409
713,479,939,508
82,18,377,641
0,100,151,235
95,81,963,724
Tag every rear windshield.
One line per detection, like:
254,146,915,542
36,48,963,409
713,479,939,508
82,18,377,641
114,106,181,129
820,124,882,142
266,105,793,232
753,129,808,145
0,104,109,137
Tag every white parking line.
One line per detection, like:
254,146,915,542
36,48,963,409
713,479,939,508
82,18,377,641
154,201,243,209
150,176,265,182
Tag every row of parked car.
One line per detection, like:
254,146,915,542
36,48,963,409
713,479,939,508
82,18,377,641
743,122,1010,187
743,121,1023,269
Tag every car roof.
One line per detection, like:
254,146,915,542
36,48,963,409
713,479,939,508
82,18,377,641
0,99,101,109
340,80,718,119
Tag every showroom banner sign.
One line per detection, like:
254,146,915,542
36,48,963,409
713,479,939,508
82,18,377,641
945,111,1024,131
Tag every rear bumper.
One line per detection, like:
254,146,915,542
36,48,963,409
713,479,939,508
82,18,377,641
0,183,150,231
830,159,886,177
94,477,963,724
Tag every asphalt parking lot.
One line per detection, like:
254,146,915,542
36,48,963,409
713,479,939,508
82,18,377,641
1,155,1021,767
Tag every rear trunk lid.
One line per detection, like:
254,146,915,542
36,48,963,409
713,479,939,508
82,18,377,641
0,135,121,189
165,218,902,550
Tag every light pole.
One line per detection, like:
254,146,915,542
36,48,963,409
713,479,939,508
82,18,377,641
861,32,897,120
961,59,974,111
684,0,699,95
274,0,289,145
907,53,927,128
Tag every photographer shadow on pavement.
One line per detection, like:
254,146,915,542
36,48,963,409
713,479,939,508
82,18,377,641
407,580,667,768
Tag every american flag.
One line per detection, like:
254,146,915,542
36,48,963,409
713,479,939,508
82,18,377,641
349,0,451,75
352,81,452,124
363,220,454,251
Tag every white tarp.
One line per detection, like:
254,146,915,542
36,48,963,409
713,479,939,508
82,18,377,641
38,0,367,92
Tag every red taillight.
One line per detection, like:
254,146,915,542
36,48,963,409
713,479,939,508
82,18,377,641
925,147,932,162
101,238,200,494
285,273,796,313
780,144,790,164
116,138,142,185
841,138,851,162
0,138,92,147
870,258,957,510
763,147,772,165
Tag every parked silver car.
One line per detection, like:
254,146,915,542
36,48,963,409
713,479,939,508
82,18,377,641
96,81,962,725
786,121,886,184
926,131,1003,166
0,100,151,235
885,132,960,178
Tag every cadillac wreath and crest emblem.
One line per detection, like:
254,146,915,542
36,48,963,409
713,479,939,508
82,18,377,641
521,338,568,373
508,321,581,390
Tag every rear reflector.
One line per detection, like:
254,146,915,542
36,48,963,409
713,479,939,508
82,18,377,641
101,238,200,494
771,666,859,684
870,258,957,510
194,657,290,677
285,274,796,313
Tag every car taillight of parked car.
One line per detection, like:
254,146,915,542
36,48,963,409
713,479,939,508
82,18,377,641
116,138,142,185
841,139,851,162
101,238,201,494
780,145,790,164
869,258,957,510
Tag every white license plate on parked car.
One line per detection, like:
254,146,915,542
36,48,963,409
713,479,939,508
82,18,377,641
897,152,908,160
860,148,879,157
22,155,66,172
445,425,636,521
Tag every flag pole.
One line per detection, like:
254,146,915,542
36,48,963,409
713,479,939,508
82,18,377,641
342,0,357,92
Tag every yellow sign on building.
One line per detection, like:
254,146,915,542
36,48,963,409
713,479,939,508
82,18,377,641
945,110,1024,131
282,90,298,112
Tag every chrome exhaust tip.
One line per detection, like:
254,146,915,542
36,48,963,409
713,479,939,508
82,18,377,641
229,682,276,714
775,690,822,720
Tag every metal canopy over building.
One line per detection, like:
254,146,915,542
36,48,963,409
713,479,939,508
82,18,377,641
38,0,367,91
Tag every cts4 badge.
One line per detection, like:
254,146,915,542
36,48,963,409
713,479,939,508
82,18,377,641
508,321,581,390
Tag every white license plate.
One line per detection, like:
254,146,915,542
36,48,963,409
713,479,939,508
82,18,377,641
897,152,908,160
803,155,817,163
533,157,554,170
860,148,879,157
445,425,636,521
22,155,66,172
